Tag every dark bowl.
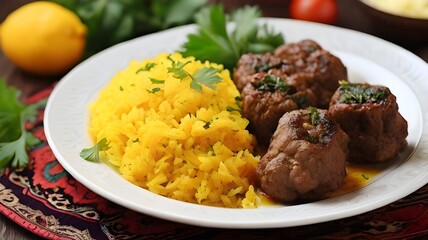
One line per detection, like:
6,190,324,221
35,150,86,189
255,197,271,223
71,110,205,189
357,0,428,43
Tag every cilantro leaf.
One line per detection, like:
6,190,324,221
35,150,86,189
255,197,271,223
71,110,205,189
80,138,110,163
191,67,222,91
0,79,47,169
180,4,285,71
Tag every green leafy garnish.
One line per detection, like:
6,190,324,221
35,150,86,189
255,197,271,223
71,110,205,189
180,4,284,71
190,67,222,92
338,81,387,104
136,63,158,74
167,56,222,92
226,106,241,113
362,174,370,180
52,0,207,57
146,87,161,94
80,138,110,163
149,78,165,84
167,57,191,79
254,74,290,92
0,79,47,169
307,107,320,126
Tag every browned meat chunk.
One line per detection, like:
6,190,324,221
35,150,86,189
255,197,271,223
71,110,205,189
234,39,347,108
256,108,349,203
233,52,283,91
273,39,347,108
328,82,408,163
241,73,316,146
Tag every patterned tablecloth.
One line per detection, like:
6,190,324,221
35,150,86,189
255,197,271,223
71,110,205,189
1,86,428,240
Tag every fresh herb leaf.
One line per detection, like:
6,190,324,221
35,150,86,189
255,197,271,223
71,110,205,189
191,67,222,91
167,56,222,92
362,174,369,180
307,107,320,125
149,78,165,84
136,63,157,74
167,56,191,79
226,106,241,113
338,81,387,104
53,0,206,57
0,79,47,169
254,74,290,92
180,4,284,71
146,87,161,94
80,138,110,163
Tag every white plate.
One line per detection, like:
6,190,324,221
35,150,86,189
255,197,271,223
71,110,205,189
44,18,428,229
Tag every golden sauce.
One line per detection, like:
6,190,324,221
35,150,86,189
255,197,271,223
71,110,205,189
258,163,383,206
328,163,381,197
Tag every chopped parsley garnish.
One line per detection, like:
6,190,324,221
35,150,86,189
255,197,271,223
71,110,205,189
136,63,157,74
80,138,110,163
167,56,222,92
226,106,241,113
167,56,191,79
254,74,290,92
146,87,161,94
149,78,165,84
338,81,387,104
307,107,320,125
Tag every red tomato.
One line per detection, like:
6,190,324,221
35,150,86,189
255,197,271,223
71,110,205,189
289,0,338,24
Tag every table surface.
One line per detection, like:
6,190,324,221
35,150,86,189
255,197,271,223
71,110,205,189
1,0,427,239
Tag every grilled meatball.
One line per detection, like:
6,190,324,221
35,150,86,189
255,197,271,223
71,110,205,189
233,39,347,108
328,82,408,163
241,73,316,146
256,108,349,203
273,39,348,108
233,52,284,91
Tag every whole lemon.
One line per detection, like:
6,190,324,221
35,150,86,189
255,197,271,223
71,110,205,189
0,1,87,76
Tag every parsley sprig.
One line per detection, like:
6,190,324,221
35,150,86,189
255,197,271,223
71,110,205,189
80,138,110,163
167,56,222,92
180,4,284,71
0,79,47,169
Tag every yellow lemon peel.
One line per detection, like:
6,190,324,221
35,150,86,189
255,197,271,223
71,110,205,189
0,1,87,76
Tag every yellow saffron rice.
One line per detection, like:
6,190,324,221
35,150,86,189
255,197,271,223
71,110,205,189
89,53,260,208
